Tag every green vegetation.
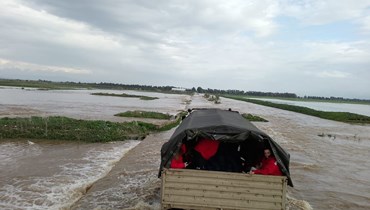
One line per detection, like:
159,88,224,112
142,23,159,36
204,93,221,104
92,92,159,100
157,111,188,131
225,96,370,124
115,111,172,119
0,113,186,142
242,113,268,122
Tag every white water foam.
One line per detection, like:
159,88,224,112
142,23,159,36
0,140,140,210
0,141,42,168
287,195,313,210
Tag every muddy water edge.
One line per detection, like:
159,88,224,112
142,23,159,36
71,130,175,209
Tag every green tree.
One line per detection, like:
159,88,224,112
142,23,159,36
197,86,204,93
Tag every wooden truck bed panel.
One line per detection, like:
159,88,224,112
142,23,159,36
161,169,287,210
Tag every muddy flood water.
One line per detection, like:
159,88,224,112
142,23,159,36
1,87,370,210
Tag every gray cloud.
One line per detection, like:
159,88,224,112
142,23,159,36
1,0,370,98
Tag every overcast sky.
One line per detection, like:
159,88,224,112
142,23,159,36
1,0,370,98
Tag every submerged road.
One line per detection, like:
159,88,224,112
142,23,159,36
71,129,174,210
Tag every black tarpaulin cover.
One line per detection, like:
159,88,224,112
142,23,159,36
159,108,293,187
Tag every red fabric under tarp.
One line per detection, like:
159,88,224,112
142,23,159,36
170,155,186,168
194,138,220,160
252,156,283,176
170,144,187,169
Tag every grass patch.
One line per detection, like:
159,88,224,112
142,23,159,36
115,111,172,119
91,92,159,100
157,111,188,131
204,93,221,104
242,113,268,122
224,95,370,124
0,113,186,142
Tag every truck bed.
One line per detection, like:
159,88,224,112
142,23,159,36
161,169,287,210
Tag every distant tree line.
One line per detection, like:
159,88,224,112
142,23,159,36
89,82,175,92
301,95,370,103
192,86,370,103
193,86,297,98
1,79,369,103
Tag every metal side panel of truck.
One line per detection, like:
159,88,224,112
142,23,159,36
161,169,287,210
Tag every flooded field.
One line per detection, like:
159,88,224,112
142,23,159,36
250,97,370,117
1,87,370,209
0,86,189,123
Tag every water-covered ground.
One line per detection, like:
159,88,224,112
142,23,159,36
0,140,140,210
1,87,369,209
249,97,370,117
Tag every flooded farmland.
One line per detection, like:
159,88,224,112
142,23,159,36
1,87,369,209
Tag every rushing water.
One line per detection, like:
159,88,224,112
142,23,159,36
0,139,140,210
221,97,370,210
1,87,370,209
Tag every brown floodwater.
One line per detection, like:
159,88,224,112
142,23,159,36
1,87,369,209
